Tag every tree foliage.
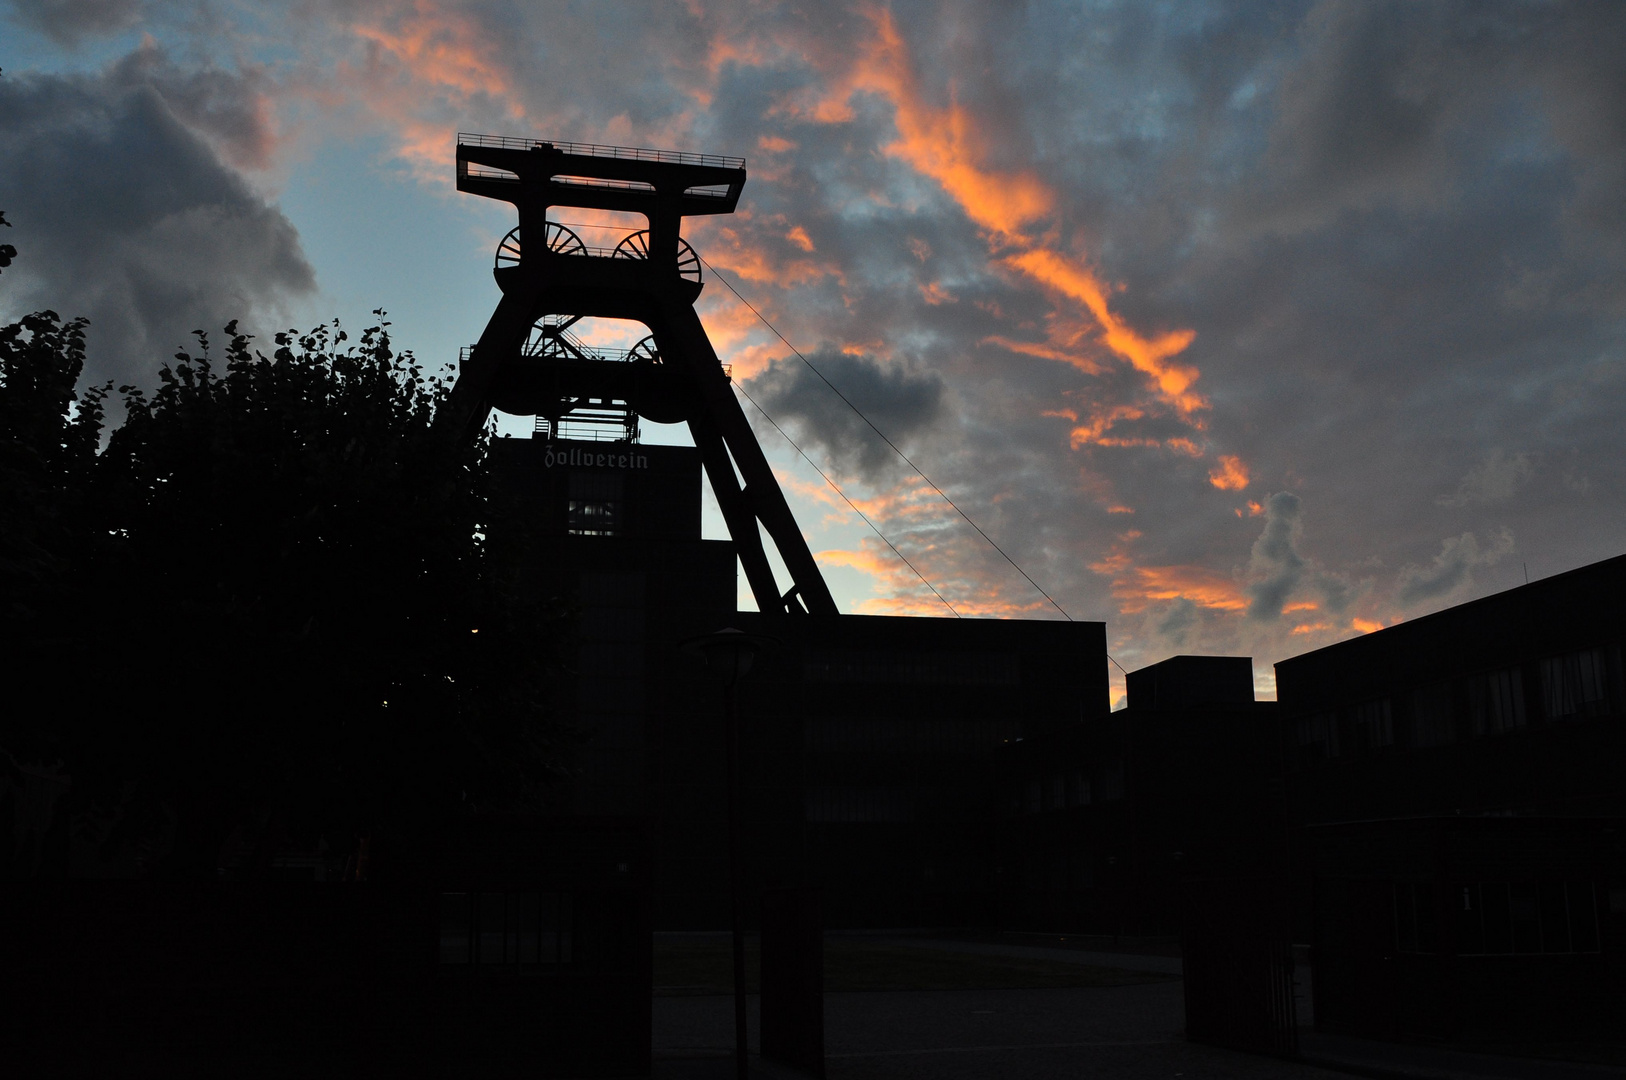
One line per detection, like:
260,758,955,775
2,311,568,878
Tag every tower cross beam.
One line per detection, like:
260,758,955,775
443,133,837,618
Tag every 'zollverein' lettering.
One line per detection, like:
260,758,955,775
543,447,651,470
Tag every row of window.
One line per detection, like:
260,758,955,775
801,650,1021,685
804,787,916,823
804,716,1022,755
439,891,574,966
1395,880,1600,956
1294,644,1619,764
1011,760,1125,816
568,473,625,536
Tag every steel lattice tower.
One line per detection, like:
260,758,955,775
444,134,836,617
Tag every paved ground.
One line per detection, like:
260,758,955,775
652,937,1625,1080
654,981,1348,1078
874,935,1185,977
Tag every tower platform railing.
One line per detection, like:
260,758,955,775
457,133,745,170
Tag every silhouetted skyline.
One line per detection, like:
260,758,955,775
2,2,1623,701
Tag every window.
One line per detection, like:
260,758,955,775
801,650,1020,685
805,787,914,823
1456,881,1599,954
1049,774,1065,811
1469,667,1526,734
1540,647,1612,721
440,891,573,965
1409,683,1454,748
1350,698,1393,752
1294,711,1339,765
1095,759,1125,802
1394,882,1438,953
1067,768,1091,807
803,716,1021,754
568,471,624,535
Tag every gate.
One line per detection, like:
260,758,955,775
1181,878,1299,1056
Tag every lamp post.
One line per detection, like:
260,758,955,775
680,627,776,1080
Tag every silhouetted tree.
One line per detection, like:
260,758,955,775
0,209,15,275
1,313,569,878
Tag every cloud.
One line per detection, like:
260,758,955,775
1245,492,1307,621
106,43,283,170
1436,449,1533,508
7,0,1621,683
1156,597,1198,646
745,348,944,484
0,55,314,388
1208,454,1249,491
1398,528,1515,605
6,0,142,47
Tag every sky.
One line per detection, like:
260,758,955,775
2,0,1623,703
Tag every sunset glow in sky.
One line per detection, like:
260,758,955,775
4,1,1623,702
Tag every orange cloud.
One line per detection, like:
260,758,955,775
785,9,1050,238
1350,617,1385,634
1208,454,1249,491
809,8,1203,418
1003,249,1203,414
688,220,838,291
1128,565,1248,611
1165,437,1204,458
774,468,849,516
1067,404,1146,449
982,335,1106,376
345,0,525,176
1092,555,1247,616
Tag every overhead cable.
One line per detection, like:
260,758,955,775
732,381,961,619
699,254,1074,623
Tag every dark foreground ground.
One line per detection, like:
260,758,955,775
652,935,1626,1080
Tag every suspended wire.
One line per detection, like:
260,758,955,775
732,381,961,619
700,254,1138,680
698,254,1075,622
536,224,1131,673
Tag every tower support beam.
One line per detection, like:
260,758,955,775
443,134,838,618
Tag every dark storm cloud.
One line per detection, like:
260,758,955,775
106,45,281,169
0,55,313,388
745,349,944,485
6,0,141,46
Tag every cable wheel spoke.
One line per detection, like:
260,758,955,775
495,222,585,269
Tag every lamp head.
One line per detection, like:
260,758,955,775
680,626,778,686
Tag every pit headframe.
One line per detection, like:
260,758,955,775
442,134,837,618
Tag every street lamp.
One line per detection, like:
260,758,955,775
680,627,777,1080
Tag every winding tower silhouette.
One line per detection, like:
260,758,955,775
446,134,836,617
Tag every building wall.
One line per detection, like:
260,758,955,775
994,656,1283,934
1276,555,1626,826
717,613,1109,930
